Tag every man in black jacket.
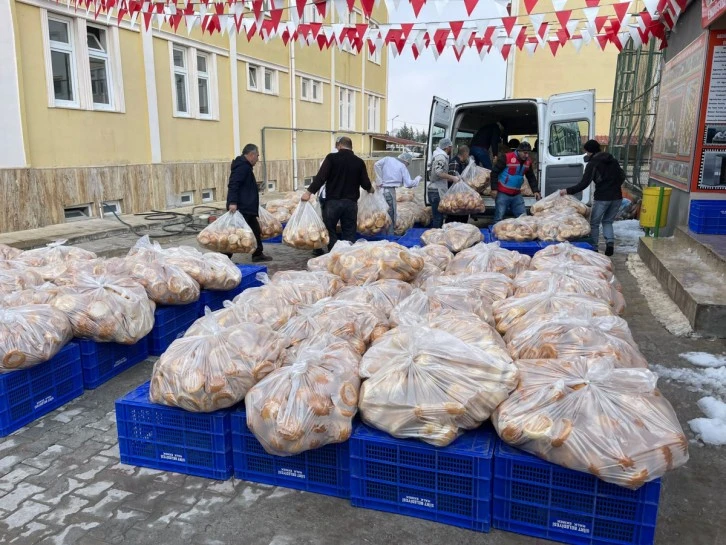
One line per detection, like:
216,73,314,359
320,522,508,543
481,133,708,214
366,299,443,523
560,139,625,256
226,143,272,262
302,137,373,251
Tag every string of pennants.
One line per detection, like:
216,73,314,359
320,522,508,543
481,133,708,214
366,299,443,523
65,0,684,58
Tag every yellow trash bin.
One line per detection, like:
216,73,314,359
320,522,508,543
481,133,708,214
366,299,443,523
640,187,671,228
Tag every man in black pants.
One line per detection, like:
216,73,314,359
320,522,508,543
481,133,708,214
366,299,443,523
226,143,272,262
302,137,373,251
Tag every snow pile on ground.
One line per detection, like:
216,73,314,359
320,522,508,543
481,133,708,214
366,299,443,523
626,254,695,337
689,397,726,446
614,219,645,254
680,352,726,368
652,364,726,398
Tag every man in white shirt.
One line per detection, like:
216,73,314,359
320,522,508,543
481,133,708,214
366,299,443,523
374,152,422,234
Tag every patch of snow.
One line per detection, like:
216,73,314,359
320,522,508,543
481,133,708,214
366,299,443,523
626,254,695,337
652,364,726,398
614,220,644,254
689,397,726,446
680,352,726,368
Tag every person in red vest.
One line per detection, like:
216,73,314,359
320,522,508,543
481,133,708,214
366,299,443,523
490,141,541,223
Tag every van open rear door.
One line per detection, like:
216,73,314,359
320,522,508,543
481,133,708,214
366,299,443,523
425,97,453,204
540,90,595,203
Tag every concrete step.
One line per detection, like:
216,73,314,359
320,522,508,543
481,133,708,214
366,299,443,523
674,226,726,268
639,234,726,337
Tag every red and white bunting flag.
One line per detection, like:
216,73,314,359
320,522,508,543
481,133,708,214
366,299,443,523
184,14,196,33
500,43,512,59
629,25,642,47
566,18,579,36
551,0,567,11
432,46,440,60
432,0,446,16
524,0,538,14
524,40,537,56
585,0,599,6
478,46,488,60
315,0,328,19
642,0,658,16
410,0,426,18
449,20,464,39
411,43,419,59
613,0,631,22
453,43,466,61
501,15,516,37
580,27,591,44
464,0,478,16
515,25,527,49
556,9,572,31
400,22,414,40
548,38,560,55
582,6,598,26
594,15,608,32
618,31,630,48
529,13,544,35
571,36,583,51
596,33,609,49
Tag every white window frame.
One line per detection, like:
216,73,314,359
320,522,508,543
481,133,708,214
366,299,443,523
341,10,357,54
367,95,380,132
64,204,93,222
248,63,278,96
367,20,382,65
169,43,219,120
196,51,212,119
41,10,125,112
302,3,322,23
202,188,215,202
339,88,355,130
267,180,277,192
101,200,122,217
180,191,194,204
86,24,113,110
300,77,323,104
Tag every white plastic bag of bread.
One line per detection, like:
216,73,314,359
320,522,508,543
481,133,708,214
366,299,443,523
283,201,330,250
460,160,491,193
530,241,616,282
445,242,531,278
410,262,442,289
396,188,416,202
258,205,284,240
245,333,361,456
492,357,689,489
438,180,486,215
270,270,344,298
334,279,414,316
0,305,73,371
425,271,513,304
492,215,539,241
504,314,648,368
530,192,589,217
150,312,286,412
493,291,616,336
512,266,626,314
417,206,433,227
390,287,495,328
327,240,424,285
394,202,418,236
51,274,155,344
107,254,200,306
409,244,454,271
197,211,258,254
11,240,97,267
359,325,518,446
536,211,591,242
264,198,296,217
0,268,44,296
357,189,392,236
0,283,65,308
50,259,109,286
278,298,389,355
420,222,483,253
0,244,22,260
202,287,294,332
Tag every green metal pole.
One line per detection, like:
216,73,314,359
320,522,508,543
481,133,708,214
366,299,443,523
653,186,664,238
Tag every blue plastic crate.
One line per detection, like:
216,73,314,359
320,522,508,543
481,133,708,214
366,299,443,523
115,381,233,480
231,409,350,498
538,240,595,251
689,200,726,234
148,301,201,356
263,223,286,243
395,227,429,248
498,241,541,256
0,343,83,437
480,228,492,243
357,233,401,243
197,264,266,316
78,339,150,390
350,424,494,532
493,442,660,545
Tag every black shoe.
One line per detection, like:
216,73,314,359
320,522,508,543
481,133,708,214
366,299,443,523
311,249,325,257
605,243,614,257
252,253,273,262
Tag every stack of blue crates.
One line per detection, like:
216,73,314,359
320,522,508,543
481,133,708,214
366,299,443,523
689,200,726,234
539,240,596,251
78,339,150,389
116,381,233,480
0,342,83,437
350,424,495,532
232,408,350,498
197,264,267,316
148,302,199,356
493,442,661,545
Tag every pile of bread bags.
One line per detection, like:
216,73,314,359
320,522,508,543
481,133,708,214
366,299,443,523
492,193,591,242
151,228,688,490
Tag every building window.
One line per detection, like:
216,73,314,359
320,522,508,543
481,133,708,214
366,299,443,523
43,12,125,112
64,204,92,222
202,188,215,202
267,180,277,192
180,191,194,204
304,177,314,187
368,44,382,65
248,63,278,95
170,44,218,120
102,200,122,216
339,88,355,130
301,77,322,103
367,95,380,132
341,11,357,53
48,16,77,105
302,3,322,23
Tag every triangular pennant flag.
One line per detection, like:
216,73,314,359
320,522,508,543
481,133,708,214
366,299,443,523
400,22,414,40
142,10,152,30
618,31,630,48
333,0,348,23
425,22,438,38
585,0,599,5
516,25,528,49
322,26,334,41
464,0,478,16
360,0,375,17
596,33,609,49
630,26,643,48
594,15,607,32
357,23,369,40
475,20,487,35
529,13,544,34
524,40,537,56
642,0,658,15
449,20,464,40
269,7,282,29
548,38,559,55
524,0,538,14
537,20,548,39
566,19,578,37
556,9,572,31
310,21,322,37
500,43,512,59
411,43,419,59
501,16,516,37
332,22,345,41
390,44,398,58
571,36,583,51
184,14,196,32
314,0,327,18
583,7,598,26
453,44,465,61
581,27,591,43
556,28,568,44
281,28,290,45
551,0,567,11
478,45,488,60
346,0,355,13
433,28,449,54
433,0,446,16
154,12,165,30
614,1,630,22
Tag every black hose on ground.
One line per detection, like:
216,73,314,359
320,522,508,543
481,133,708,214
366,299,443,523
102,202,225,238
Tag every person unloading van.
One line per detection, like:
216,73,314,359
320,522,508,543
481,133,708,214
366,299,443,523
491,141,541,223
559,139,625,256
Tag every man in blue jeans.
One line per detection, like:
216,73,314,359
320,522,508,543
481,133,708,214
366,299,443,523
560,139,625,256
427,138,460,228
490,141,541,223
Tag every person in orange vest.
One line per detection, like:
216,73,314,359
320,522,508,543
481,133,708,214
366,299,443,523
490,141,541,223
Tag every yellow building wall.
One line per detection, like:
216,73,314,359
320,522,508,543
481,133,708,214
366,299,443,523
296,81,333,159
15,3,150,168
294,42,333,79
511,0,618,138
153,36,234,163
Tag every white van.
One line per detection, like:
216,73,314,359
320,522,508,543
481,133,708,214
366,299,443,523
425,91,596,211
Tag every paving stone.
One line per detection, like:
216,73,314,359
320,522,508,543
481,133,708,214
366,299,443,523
22,445,73,471
35,521,102,545
0,465,42,493
86,508,148,545
55,430,107,450
176,493,229,523
98,445,119,459
205,479,238,497
84,412,117,432
50,408,85,424
73,457,114,481
81,489,134,519
25,461,80,487
2,500,53,531
0,439,28,457
74,481,115,500
37,494,89,526
130,501,190,532
32,477,84,505
0,456,21,476
7,521,56,545
119,484,177,514
0,482,44,511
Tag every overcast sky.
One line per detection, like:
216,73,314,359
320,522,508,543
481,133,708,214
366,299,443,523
386,0,508,132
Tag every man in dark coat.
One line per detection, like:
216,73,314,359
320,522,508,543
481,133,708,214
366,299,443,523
226,143,272,262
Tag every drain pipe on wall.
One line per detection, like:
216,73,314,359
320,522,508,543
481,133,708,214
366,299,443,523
289,42,299,191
